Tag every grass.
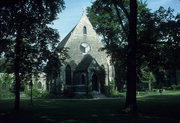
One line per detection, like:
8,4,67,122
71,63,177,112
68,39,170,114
116,90,180,97
0,91,180,123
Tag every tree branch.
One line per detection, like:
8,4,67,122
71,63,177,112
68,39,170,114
143,41,180,45
116,0,130,21
112,1,128,38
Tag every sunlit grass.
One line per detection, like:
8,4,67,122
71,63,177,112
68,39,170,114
117,90,180,98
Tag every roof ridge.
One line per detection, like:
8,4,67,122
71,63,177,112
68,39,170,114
57,25,76,49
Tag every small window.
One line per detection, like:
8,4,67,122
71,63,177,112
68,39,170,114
38,82,42,89
80,42,90,53
83,26,87,34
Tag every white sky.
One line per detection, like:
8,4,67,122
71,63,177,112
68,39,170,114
50,0,180,41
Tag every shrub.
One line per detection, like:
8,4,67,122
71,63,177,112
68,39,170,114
103,80,120,97
171,84,180,90
0,73,14,91
0,90,14,99
25,89,49,98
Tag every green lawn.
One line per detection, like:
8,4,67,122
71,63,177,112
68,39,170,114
0,92,180,123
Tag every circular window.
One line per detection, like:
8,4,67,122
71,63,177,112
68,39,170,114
80,42,90,53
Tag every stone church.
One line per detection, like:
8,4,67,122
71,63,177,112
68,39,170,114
56,12,114,94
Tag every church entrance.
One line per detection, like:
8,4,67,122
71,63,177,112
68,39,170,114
92,73,98,91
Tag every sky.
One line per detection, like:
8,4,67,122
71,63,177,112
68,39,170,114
50,0,180,40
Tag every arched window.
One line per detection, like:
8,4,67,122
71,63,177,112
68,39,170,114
81,74,85,84
1,82,6,89
38,82,42,89
83,26,87,34
65,65,71,85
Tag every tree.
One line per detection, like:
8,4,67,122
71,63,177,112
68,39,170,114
88,0,179,113
139,7,180,87
88,0,139,113
0,58,13,73
0,0,65,111
139,65,156,91
125,0,137,113
87,0,129,92
44,47,69,94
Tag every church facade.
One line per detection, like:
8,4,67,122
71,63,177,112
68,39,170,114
55,13,114,94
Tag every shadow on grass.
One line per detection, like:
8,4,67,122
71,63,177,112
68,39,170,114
138,95,180,122
0,95,180,123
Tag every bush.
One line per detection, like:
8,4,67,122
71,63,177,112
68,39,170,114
25,89,49,98
104,86,114,96
171,84,180,90
161,86,172,90
137,83,148,91
103,80,120,97
0,90,14,99
0,73,14,91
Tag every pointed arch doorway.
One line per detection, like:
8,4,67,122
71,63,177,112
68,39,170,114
92,73,98,91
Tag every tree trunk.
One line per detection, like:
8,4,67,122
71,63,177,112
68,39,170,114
148,82,152,91
14,29,22,111
125,0,138,113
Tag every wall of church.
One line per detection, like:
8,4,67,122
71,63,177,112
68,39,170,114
0,73,46,91
64,28,112,86
57,14,115,94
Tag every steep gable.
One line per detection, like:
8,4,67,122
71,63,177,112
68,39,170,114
58,26,76,49
58,12,108,66
59,13,101,49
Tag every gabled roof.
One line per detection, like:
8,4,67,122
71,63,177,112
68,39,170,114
75,54,102,72
57,26,76,49
75,54,93,72
57,12,95,49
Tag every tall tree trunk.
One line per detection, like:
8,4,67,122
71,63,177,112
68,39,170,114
125,0,137,113
14,29,22,111
148,82,152,91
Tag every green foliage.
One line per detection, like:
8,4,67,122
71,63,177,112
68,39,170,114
0,58,13,73
152,67,169,88
143,7,180,69
0,0,66,70
0,73,14,99
88,0,179,91
104,80,118,96
87,1,128,64
114,62,126,91
0,0,67,102
25,89,49,98
33,78,38,89
171,84,180,90
0,73,14,90
0,90,14,99
139,66,156,84
44,47,69,82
